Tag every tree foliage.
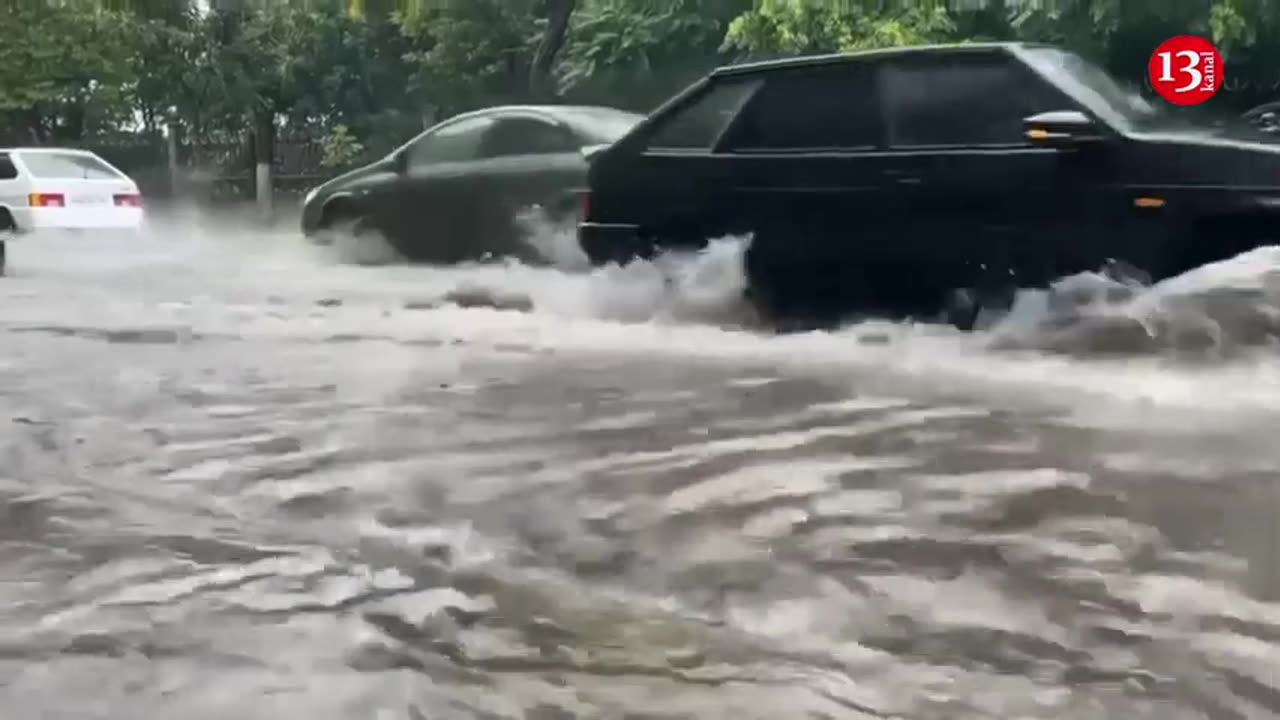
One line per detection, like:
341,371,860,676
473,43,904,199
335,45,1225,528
4,0,1280,164
559,0,749,109
724,1,955,55
0,1,137,142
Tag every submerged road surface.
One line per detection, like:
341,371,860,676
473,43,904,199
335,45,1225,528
7,220,1280,718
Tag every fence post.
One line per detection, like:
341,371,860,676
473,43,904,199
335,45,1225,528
254,115,273,223
255,155,273,222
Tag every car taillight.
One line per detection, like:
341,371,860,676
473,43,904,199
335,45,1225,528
579,191,592,222
28,192,64,207
113,193,142,207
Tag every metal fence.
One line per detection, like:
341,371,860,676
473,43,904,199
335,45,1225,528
74,131,350,206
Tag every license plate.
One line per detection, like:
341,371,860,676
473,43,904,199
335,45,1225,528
71,195,108,205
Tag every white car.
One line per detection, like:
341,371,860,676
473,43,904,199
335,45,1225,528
0,147,146,274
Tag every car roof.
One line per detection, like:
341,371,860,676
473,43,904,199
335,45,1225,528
449,104,642,122
432,104,645,140
710,41,1054,78
1244,100,1280,115
0,146,101,155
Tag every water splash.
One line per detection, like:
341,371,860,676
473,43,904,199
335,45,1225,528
13,209,1280,419
990,246,1280,359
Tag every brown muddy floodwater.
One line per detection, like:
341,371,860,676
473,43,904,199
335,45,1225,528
6,222,1280,719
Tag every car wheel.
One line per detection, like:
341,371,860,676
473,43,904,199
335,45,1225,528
319,211,404,266
0,210,12,277
315,214,366,246
943,285,1018,331
942,288,981,330
333,215,378,241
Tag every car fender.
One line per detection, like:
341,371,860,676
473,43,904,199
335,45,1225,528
318,192,367,224
1164,203,1280,276
0,204,23,234
321,191,360,211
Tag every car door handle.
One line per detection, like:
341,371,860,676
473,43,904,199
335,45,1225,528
882,168,921,184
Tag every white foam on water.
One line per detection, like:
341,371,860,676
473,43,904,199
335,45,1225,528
8,209,1280,424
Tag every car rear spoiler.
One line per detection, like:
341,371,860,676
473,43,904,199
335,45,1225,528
580,143,610,163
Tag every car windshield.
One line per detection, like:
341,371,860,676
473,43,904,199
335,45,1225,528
1020,45,1279,140
557,107,645,145
1020,47,1164,130
18,151,121,180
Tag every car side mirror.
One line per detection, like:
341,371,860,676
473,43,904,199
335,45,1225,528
391,150,408,173
1023,110,1103,147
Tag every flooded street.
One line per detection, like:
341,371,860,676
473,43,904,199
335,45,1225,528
7,219,1280,718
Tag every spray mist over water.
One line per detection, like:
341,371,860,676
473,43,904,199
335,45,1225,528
499,212,1280,363
158,208,1280,365
992,246,1280,359
15,206,1280,417
292,206,763,326
434,221,1280,415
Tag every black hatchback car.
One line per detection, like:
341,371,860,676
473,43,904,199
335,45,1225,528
578,42,1280,327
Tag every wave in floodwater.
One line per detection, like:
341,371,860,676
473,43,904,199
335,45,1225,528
303,212,1280,417
10,208,1280,418
12,209,1280,718
328,208,1280,362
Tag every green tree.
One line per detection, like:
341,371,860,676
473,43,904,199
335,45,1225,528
720,0,1279,112
397,0,541,114
0,1,140,143
723,0,957,56
558,0,751,110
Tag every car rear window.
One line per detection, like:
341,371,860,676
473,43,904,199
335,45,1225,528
645,78,761,151
18,152,121,180
558,108,644,145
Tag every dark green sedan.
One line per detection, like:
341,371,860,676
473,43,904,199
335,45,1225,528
300,104,643,263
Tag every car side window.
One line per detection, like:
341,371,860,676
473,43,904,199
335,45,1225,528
645,78,760,152
479,117,578,158
405,116,495,167
0,154,16,180
17,152,121,180
722,66,881,151
880,55,1068,148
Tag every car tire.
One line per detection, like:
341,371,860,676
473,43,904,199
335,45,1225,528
0,209,12,277
942,288,981,330
317,212,376,246
983,285,1020,327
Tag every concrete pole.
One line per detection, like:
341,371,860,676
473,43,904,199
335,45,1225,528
213,0,272,223
255,136,272,223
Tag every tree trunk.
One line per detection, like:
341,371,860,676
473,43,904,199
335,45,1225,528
23,109,49,145
60,102,86,142
529,0,575,101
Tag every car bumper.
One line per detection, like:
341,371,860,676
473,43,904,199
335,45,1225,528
9,206,145,234
578,222,648,265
